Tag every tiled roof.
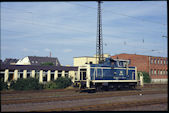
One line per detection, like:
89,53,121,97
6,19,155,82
3,58,19,65
0,64,78,71
28,56,60,66
0,59,2,64
73,56,94,58
112,53,168,58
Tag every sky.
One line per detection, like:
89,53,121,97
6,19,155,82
1,1,167,66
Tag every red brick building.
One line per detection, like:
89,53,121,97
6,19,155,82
111,53,168,83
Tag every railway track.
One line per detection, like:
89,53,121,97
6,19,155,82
142,84,168,89
1,89,167,105
42,98,167,111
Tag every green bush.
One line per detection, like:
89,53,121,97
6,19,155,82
10,77,43,90
53,76,72,89
43,81,57,89
9,76,72,90
40,62,54,66
138,71,151,83
0,78,8,91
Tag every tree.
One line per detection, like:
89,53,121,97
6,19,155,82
40,62,54,66
138,71,151,83
0,78,8,90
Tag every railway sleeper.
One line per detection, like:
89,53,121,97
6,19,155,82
38,97,167,111
3,90,167,105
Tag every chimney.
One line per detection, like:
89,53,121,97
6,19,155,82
50,52,51,57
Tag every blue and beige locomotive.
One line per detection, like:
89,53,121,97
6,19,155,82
74,57,138,90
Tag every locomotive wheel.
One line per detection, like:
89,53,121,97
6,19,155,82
96,86,102,92
103,86,109,91
129,85,132,89
129,85,135,90
132,85,136,89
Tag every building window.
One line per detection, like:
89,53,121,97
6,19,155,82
163,70,165,75
8,70,14,81
157,70,160,75
36,61,38,63
51,70,55,81
163,60,166,65
65,71,69,77
151,59,153,64
51,74,54,81
43,71,48,82
157,59,159,64
19,70,24,79
128,59,131,65
27,70,31,78
160,59,163,64
35,70,39,79
32,61,34,63
75,72,77,80
151,69,153,75
160,70,163,75
154,59,156,64
58,71,62,77
154,69,156,75
166,70,168,75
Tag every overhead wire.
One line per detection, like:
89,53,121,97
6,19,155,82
1,10,167,57
1,29,26,34
65,2,167,53
1,2,167,51
1,5,166,50
65,2,167,26
2,2,167,31
1,16,92,35
1,2,166,34
1,7,96,34
1,6,33,13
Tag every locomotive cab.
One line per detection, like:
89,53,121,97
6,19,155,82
107,58,129,67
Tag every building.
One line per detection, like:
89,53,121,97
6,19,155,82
0,64,78,84
0,56,78,85
73,54,110,66
111,53,168,83
0,59,3,65
16,56,60,66
3,58,19,65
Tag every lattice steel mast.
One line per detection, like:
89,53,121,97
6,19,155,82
96,1,104,64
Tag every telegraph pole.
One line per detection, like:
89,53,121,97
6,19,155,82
96,0,104,64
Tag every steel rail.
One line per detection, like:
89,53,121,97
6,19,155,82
40,98,167,111
1,90,167,105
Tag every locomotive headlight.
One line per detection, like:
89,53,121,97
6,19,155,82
119,71,123,75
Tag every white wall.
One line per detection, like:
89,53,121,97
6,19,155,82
16,57,31,65
73,54,110,66
151,79,168,84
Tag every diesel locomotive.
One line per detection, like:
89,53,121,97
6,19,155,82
74,57,139,91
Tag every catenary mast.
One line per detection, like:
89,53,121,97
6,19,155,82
96,0,104,64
